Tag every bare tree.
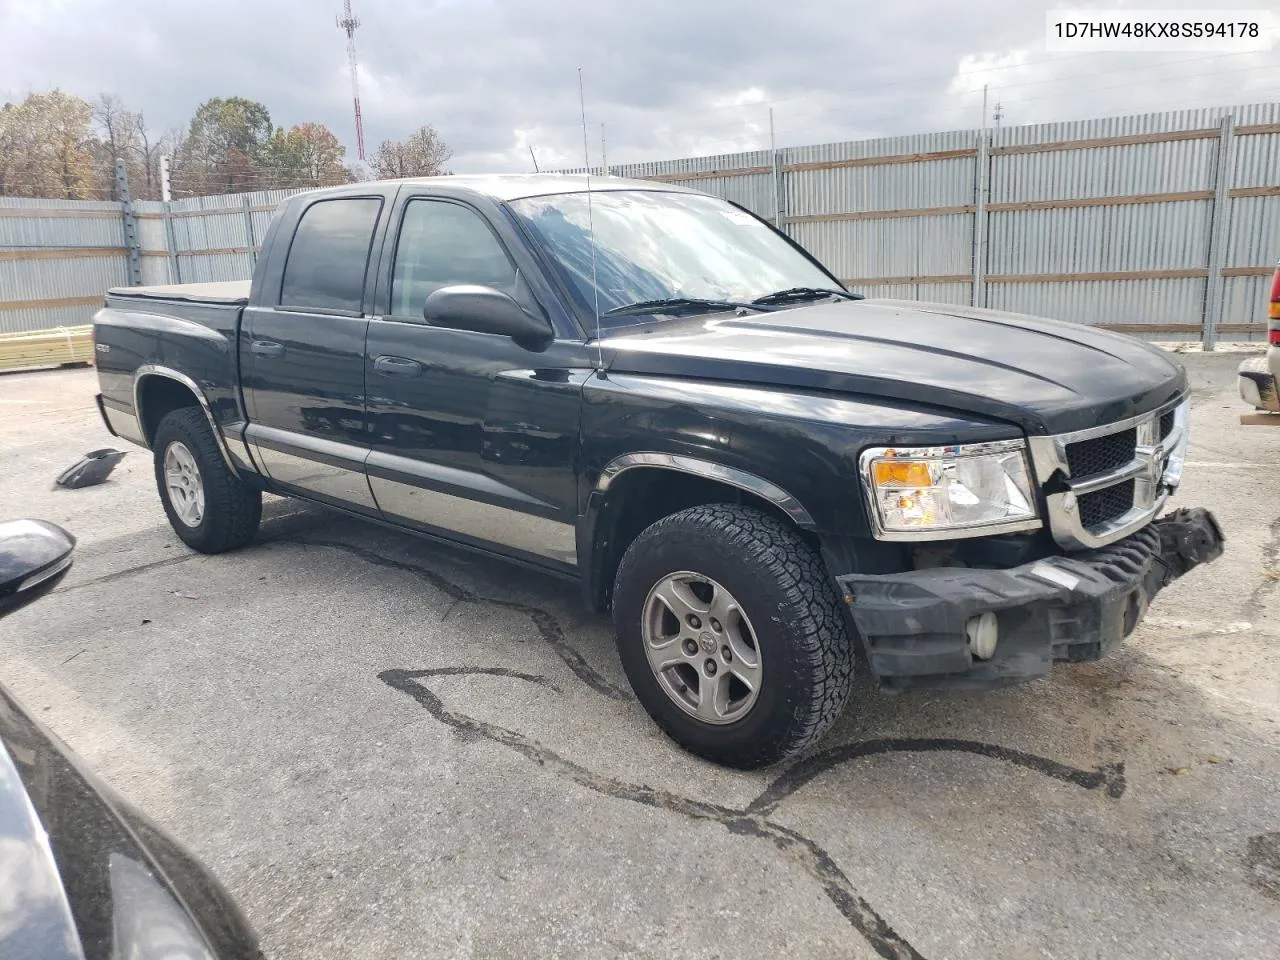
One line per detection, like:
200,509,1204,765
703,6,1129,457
89,94,170,200
371,125,452,179
133,111,167,198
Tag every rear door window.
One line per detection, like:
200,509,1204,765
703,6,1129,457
279,197,382,312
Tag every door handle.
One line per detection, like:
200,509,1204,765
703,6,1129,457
251,340,285,358
374,356,424,377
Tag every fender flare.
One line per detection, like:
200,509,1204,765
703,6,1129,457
133,364,241,478
594,452,815,528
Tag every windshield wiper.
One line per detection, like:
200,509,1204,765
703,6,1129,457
602,297,760,319
751,286,863,305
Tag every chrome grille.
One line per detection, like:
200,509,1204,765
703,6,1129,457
1027,396,1188,551
1078,479,1135,528
1065,428,1136,478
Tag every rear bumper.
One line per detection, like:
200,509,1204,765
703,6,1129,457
1239,353,1280,412
836,507,1224,691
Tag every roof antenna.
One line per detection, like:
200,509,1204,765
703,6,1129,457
578,67,605,377
528,144,540,173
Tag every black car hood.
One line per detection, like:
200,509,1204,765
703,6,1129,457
600,299,1186,435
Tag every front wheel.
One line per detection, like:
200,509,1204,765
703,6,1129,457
153,407,261,554
612,503,853,769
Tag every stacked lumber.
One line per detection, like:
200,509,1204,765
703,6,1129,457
0,325,94,372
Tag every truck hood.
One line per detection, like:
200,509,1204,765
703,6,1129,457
600,298,1187,435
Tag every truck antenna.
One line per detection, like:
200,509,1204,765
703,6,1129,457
578,67,605,376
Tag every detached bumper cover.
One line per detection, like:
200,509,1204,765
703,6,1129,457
837,507,1224,690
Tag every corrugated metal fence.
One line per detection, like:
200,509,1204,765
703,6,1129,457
2,102,1277,341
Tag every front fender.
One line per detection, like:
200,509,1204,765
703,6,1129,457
580,373,1020,537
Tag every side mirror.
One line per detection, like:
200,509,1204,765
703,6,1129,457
0,520,75,619
423,285,553,346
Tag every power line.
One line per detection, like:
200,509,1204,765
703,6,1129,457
518,45,1273,138
623,62,1276,159
651,53,1276,140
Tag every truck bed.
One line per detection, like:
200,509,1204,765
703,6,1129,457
106,281,250,305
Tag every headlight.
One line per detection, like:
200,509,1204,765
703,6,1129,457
859,440,1040,540
1162,399,1190,489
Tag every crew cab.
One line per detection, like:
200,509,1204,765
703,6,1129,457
92,175,1223,769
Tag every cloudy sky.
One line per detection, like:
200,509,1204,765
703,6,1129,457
1,0,1276,177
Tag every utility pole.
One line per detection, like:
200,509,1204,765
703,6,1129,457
600,123,608,176
993,101,1004,127
336,1,366,160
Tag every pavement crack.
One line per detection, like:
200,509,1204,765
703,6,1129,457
56,552,203,594
748,740,1125,815
1243,515,1280,620
381,667,924,960
277,537,632,702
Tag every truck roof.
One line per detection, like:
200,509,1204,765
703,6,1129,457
314,173,702,202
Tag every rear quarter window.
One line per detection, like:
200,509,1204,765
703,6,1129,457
279,197,382,312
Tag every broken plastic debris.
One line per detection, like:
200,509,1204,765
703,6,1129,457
56,448,126,489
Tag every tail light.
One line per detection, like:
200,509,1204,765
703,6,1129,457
1270,261,1280,321
1269,262,1280,344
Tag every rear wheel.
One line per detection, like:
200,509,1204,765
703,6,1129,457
153,407,261,553
612,503,853,769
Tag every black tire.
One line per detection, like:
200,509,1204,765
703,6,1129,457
612,503,853,769
153,407,261,554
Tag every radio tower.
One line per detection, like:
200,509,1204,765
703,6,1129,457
336,1,366,160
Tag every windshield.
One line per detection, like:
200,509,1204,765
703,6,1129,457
508,190,843,327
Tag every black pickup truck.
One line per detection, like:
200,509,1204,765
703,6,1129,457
92,174,1223,768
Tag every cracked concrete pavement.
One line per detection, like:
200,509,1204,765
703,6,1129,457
1,351,1278,959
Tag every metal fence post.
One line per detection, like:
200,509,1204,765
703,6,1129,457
159,154,181,283
970,129,990,307
241,194,258,266
1202,114,1236,351
115,159,142,286
162,202,181,284
769,108,786,232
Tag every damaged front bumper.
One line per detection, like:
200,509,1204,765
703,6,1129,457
836,507,1224,691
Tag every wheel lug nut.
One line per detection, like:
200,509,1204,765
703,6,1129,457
703,659,717,676
683,639,698,656
687,614,701,629
721,645,732,663
710,618,722,632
